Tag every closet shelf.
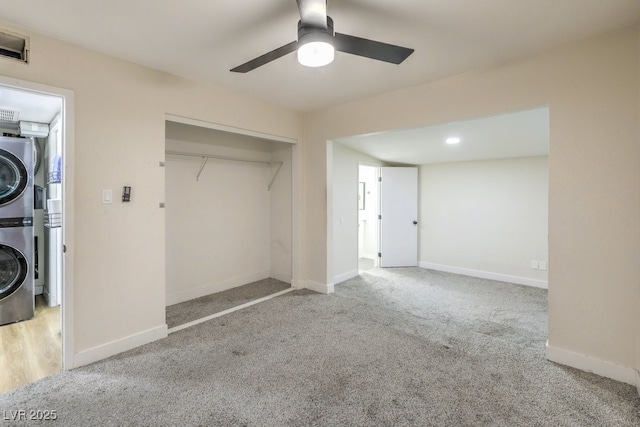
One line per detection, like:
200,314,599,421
165,151,283,190
44,212,62,228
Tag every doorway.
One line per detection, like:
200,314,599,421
357,164,419,272
0,77,72,393
378,166,419,268
357,164,379,273
332,107,549,289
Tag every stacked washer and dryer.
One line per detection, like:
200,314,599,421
0,136,35,326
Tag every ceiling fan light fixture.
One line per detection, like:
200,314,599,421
297,39,334,67
297,17,335,68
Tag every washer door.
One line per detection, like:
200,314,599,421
0,244,28,301
0,148,28,207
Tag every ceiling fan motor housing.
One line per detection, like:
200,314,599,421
297,16,334,45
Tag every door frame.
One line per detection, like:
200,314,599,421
357,162,381,270
164,113,300,295
0,75,75,371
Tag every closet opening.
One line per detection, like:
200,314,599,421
163,117,296,332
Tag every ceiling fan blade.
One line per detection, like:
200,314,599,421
334,33,414,64
296,0,328,28
230,41,299,73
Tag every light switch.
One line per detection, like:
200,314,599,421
102,189,112,204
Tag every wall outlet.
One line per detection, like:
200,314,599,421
539,261,547,271
531,260,539,269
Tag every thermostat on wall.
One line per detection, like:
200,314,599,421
122,186,131,202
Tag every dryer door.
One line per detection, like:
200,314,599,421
0,148,28,207
0,244,28,301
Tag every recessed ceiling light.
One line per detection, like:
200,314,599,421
446,137,461,145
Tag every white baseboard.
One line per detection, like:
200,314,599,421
636,370,640,398
546,342,637,386
168,287,295,334
270,271,292,284
333,270,358,285
301,280,334,294
419,262,548,289
73,324,168,369
166,271,270,306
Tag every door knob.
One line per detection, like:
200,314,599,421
413,221,418,225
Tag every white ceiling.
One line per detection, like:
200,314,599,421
334,107,549,165
0,85,61,125
0,1,639,112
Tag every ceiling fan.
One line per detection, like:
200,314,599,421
230,0,414,73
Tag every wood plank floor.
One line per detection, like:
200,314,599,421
0,295,61,394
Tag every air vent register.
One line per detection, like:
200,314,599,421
0,29,29,63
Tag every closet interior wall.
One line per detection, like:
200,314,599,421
164,122,293,306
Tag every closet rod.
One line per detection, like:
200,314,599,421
268,161,283,191
165,151,284,188
165,151,271,165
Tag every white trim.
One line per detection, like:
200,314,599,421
165,113,297,145
333,270,358,284
61,88,75,372
290,142,300,295
636,369,640,398
168,287,296,334
73,325,168,368
545,342,637,386
166,271,270,306
326,140,334,295
302,280,335,294
0,75,75,371
420,262,548,289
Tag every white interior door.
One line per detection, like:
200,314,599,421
379,167,418,267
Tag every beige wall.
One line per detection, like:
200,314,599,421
420,156,549,286
0,23,300,355
306,28,640,371
0,20,638,381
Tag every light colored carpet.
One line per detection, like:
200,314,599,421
166,278,290,329
1,267,639,426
